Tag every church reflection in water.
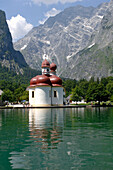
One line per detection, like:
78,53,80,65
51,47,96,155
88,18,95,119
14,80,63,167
8,107,110,169
29,108,64,151
9,109,64,169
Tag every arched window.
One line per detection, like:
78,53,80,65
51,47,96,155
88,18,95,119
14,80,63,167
32,91,34,98
54,90,57,97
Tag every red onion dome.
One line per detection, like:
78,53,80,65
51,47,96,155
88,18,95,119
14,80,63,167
36,74,52,86
50,62,57,71
30,76,37,86
50,75,62,87
30,75,52,86
41,59,50,68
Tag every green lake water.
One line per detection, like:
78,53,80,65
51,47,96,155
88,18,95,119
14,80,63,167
0,107,113,170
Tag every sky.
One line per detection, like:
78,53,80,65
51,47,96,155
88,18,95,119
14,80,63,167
0,0,110,42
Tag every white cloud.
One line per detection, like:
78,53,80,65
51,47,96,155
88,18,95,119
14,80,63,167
45,8,61,18
7,15,33,42
39,8,61,24
32,0,82,5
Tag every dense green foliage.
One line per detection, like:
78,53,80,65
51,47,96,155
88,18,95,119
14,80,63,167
0,64,41,84
0,64,41,102
62,78,77,97
64,76,113,104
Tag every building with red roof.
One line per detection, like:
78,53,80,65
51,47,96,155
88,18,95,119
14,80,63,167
29,58,64,106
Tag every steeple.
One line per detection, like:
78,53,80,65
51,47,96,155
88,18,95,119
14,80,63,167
50,59,57,75
41,55,50,75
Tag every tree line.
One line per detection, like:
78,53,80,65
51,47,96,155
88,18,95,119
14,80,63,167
0,80,29,102
1,69,113,104
63,77,113,104
0,64,40,103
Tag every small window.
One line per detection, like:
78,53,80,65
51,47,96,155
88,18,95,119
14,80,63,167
49,90,51,97
54,90,57,97
32,91,34,98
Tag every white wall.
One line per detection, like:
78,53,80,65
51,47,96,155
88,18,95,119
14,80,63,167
29,86,52,106
52,87,63,105
35,86,51,106
29,86,63,106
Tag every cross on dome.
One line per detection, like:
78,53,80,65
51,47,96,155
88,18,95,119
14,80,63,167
43,54,48,60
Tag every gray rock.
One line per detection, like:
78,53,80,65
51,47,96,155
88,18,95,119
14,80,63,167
0,10,27,74
14,1,113,80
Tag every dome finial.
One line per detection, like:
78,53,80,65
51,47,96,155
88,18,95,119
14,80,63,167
41,55,50,75
43,54,48,60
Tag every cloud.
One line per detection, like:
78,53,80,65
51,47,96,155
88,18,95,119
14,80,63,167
7,15,33,42
32,0,82,5
39,8,61,24
24,0,33,6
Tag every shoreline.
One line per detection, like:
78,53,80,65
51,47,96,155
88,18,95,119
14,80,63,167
0,105,113,109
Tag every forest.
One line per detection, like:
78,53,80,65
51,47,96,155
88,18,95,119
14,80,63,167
63,76,113,105
1,75,113,104
0,64,40,103
1,64,113,104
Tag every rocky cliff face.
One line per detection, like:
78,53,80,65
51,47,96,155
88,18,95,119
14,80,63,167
0,10,27,74
61,0,113,80
14,0,113,79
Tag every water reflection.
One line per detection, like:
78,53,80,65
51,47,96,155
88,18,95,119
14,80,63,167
9,108,64,169
1,107,113,169
29,108,64,150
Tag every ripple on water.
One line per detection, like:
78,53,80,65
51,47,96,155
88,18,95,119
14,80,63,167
0,108,113,169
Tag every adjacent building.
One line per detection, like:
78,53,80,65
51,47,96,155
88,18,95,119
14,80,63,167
29,59,64,106
0,89,3,100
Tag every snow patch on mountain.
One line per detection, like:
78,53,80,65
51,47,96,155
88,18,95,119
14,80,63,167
20,44,27,50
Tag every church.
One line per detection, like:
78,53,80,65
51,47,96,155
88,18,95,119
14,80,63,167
28,58,64,106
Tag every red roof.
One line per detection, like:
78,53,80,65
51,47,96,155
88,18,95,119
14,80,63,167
41,59,50,68
30,76,38,86
50,62,57,71
49,75,62,87
30,75,52,87
30,59,62,87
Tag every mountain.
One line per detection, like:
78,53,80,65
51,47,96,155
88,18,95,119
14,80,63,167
0,10,27,74
61,0,113,80
0,10,41,84
14,0,113,80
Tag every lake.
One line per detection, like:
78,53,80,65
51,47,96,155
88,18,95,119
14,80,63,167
0,107,113,169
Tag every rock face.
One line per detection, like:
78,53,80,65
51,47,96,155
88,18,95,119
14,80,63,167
0,10,27,74
14,0,113,79
62,0,113,80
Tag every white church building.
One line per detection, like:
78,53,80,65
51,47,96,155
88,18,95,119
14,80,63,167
28,58,64,106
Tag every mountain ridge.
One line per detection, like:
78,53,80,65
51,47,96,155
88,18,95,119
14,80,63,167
0,10,27,74
0,10,41,83
61,0,113,80
14,0,113,80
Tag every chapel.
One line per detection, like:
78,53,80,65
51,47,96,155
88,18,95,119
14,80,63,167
29,58,64,106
